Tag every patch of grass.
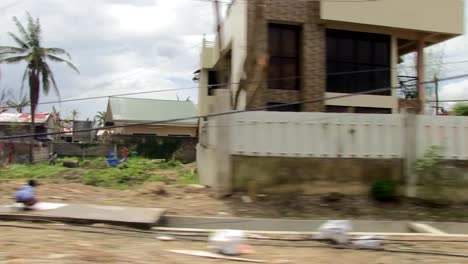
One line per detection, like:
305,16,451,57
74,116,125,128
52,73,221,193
158,160,182,170
0,162,69,179
0,157,195,190
176,169,199,185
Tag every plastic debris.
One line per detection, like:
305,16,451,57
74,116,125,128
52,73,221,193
156,235,175,242
208,230,246,256
352,236,384,249
316,220,352,244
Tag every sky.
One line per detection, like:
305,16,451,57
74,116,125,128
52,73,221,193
0,0,467,119
0,0,224,120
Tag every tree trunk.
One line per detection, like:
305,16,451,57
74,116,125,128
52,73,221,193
29,99,35,164
29,70,40,164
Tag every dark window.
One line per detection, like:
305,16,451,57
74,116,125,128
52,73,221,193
208,70,219,96
326,29,391,96
267,102,301,112
168,134,191,137
325,105,391,114
268,24,301,90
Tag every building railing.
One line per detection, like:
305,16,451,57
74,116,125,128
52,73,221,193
398,75,419,99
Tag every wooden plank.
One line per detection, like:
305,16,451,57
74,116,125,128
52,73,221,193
167,250,267,263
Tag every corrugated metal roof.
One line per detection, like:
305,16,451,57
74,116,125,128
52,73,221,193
108,97,198,126
0,113,51,124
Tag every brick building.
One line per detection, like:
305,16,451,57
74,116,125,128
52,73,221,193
197,0,463,115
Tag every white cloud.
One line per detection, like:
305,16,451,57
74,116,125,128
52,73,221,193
0,0,218,118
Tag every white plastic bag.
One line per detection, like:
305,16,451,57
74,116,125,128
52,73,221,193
352,236,384,249
316,220,352,244
208,230,245,256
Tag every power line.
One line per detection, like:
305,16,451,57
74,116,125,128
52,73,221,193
2,72,468,140
5,58,468,110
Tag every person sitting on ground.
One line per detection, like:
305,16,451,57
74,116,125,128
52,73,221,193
15,179,39,208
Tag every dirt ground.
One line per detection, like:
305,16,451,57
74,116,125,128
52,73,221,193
1,222,468,264
2,179,468,221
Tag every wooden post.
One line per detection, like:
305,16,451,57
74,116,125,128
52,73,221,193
416,40,425,113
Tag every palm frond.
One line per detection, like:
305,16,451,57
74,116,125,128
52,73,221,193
45,48,71,60
42,62,60,98
0,46,28,54
41,64,51,95
26,13,40,47
20,67,29,94
46,54,80,73
7,32,29,49
0,55,31,64
12,16,32,45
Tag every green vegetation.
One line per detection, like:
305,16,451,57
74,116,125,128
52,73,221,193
452,103,468,116
370,178,399,202
0,158,198,190
413,145,455,203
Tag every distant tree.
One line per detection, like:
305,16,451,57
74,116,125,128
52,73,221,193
6,90,29,113
452,103,468,116
71,109,79,121
0,13,79,162
95,111,106,127
0,88,8,113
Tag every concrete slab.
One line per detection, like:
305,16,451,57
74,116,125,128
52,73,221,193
408,222,447,235
0,203,165,228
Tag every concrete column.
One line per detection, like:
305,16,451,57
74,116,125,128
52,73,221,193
214,89,233,197
390,35,399,113
403,108,418,197
416,40,426,113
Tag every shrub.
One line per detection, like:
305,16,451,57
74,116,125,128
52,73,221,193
371,178,399,202
413,145,454,203
159,160,182,169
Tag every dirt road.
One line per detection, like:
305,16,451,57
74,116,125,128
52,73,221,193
3,179,468,221
1,222,468,264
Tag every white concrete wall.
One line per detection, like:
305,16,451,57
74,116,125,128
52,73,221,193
321,0,464,35
220,0,247,105
325,93,398,112
198,0,247,116
222,111,468,160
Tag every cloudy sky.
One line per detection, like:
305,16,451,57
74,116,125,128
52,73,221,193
0,0,224,119
0,0,467,119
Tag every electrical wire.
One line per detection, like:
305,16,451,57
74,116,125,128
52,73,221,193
2,72,468,140
3,59,468,110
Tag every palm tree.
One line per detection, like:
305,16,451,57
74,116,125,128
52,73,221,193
0,13,79,162
0,88,8,113
6,90,29,113
95,111,106,127
71,109,79,121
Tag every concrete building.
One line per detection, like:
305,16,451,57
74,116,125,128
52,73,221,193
105,97,198,137
198,0,464,116
0,112,54,140
197,0,465,196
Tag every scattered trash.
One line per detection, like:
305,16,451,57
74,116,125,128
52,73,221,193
166,250,266,263
352,235,384,249
316,220,352,244
209,230,246,256
156,235,175,241
218,212,230,216
241,195,253,204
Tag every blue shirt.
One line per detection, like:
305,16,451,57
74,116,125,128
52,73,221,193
15,185,35,202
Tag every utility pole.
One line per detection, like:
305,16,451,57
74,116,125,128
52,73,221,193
435,76,439,115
